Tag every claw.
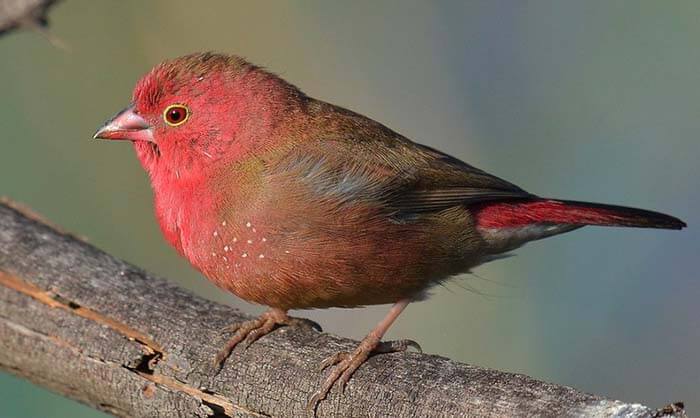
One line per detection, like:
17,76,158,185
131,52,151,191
319,352,348,371
307,299,412,414
338,366,356,394
214,308,291,370
406,339,422,353
375,338,422,354
307,342,374,412
215,310,322,371
306,392,324,414
286,317,323,333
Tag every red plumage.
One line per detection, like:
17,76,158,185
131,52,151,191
93,52,686,411
475,199,685,229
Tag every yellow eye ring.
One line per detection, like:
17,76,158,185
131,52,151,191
163,104,190,126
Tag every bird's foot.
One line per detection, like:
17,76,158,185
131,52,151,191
373,338,422,354
214,309,321,371
306,337,421,413
219,315,321,335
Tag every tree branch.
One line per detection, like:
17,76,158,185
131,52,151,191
0,200,686,417
0,0,60,36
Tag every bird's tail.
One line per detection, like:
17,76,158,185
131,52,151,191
475,198,686,230
474,198,685,251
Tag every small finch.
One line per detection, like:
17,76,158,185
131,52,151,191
94,52,686,410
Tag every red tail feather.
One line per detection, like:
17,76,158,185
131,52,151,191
475,199,686,230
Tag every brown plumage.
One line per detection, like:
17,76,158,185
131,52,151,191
94,52,686,412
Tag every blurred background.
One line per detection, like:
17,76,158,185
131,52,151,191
0,1,698,416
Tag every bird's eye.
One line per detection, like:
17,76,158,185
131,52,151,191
163,104,190,126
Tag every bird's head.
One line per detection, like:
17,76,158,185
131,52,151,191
94,52,303,180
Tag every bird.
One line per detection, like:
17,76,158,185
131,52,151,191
93,52,686,411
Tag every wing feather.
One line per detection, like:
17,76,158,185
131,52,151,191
266,103,534,217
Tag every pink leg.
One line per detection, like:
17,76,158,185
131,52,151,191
307,299,412,412
214,308,321,370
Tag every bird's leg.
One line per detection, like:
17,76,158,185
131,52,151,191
214,308,321,370
307,299,411,412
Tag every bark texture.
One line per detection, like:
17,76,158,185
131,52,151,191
0,0,59,35
0,200,687,417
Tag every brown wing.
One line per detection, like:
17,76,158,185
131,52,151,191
263,98,533,216
385,141,534,214
267,131,533,219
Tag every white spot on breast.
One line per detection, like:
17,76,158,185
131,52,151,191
247,239,253,244
222,256,228,262
262,237,267,242
233,237,238,242
241,252,248,258
284,250,290,254
258,254,265,259
224,246,230,252
222,221,227,226
213,231,218,237
246,221,252,228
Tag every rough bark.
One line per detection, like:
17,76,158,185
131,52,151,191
0,0,59,35
0,200,686,417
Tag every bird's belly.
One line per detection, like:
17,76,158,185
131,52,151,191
182,211,487,310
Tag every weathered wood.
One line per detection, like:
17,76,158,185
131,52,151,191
0,200,686,417
0,0,59,35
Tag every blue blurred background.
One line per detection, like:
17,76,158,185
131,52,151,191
0,1,697,416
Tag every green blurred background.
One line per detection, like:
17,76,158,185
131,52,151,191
1,1,698,416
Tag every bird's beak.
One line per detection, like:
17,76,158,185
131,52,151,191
93,105,154,142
